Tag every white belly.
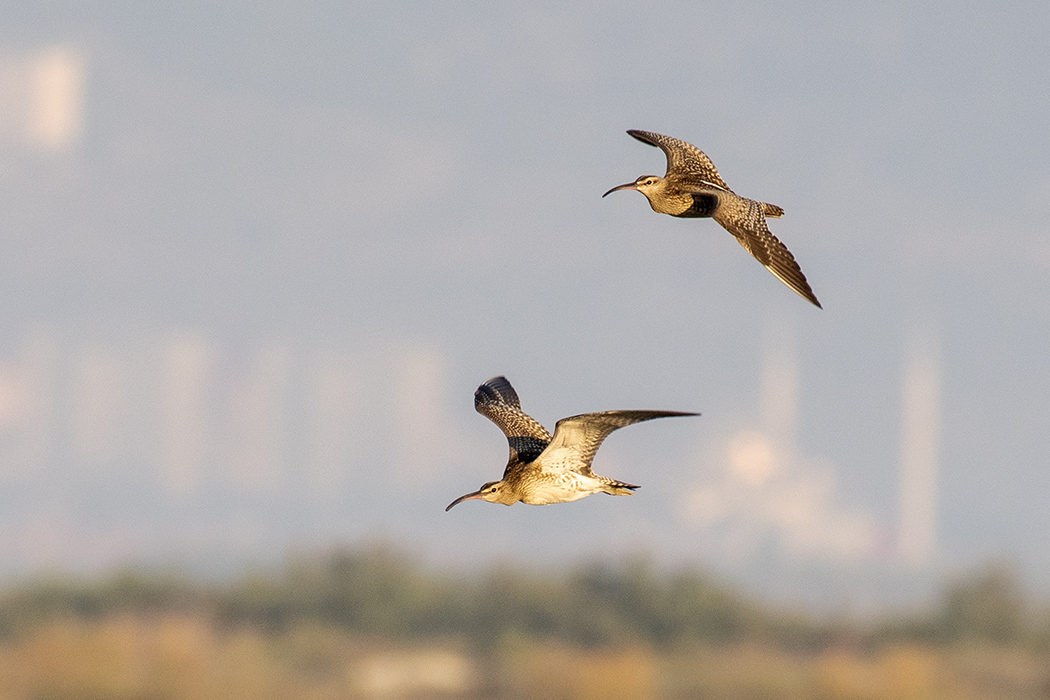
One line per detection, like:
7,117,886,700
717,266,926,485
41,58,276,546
519,473,606,505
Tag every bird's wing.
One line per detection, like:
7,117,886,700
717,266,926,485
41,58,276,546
627,130,732,191
541,410,697,476
476,375,522,409
713,198,822,308
475,376,553,469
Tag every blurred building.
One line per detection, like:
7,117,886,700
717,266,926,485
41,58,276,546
306,350,360,503
0,323,481,572
0,45,84,152
680,318,880,565
158,333,214,495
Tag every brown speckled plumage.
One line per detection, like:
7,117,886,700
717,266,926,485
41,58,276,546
603,130,821,308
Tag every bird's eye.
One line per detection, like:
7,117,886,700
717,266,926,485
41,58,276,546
489,487,498,492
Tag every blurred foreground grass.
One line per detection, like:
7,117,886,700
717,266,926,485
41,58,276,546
0,546,1047,699
1,616,1047,699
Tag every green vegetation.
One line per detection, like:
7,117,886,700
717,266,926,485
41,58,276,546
0,547,1047,699
2,546,1048,652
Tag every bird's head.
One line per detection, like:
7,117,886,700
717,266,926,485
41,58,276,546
602,175,662,198
445,480,518,511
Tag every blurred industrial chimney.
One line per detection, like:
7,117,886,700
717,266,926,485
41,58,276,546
898,323,942,567
0,45,84,152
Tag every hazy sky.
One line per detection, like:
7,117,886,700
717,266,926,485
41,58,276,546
1,0,1048,601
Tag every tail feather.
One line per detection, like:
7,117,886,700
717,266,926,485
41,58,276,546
601,479,639,496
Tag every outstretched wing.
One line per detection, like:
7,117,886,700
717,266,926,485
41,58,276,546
627,130,732,191
474,376,552,470
713,198,822,308
542,410,697,476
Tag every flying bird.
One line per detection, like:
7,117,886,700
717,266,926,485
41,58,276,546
603,129,821,308
446,376,697,510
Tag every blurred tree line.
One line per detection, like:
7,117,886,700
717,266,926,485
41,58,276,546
1,544,1047,653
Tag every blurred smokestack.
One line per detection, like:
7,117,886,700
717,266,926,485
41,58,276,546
28,46,85,151
760,315,798,454
0,46,84,151
898,323,942,567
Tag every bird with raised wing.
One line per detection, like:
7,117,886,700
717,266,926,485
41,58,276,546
603,129,821,308
446,376,698,511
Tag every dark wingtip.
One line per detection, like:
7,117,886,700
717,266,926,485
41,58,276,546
625,129,658,147
475,375,520,410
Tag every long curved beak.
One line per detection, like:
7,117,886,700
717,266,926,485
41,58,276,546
445,489,484,511
602,182,638,198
